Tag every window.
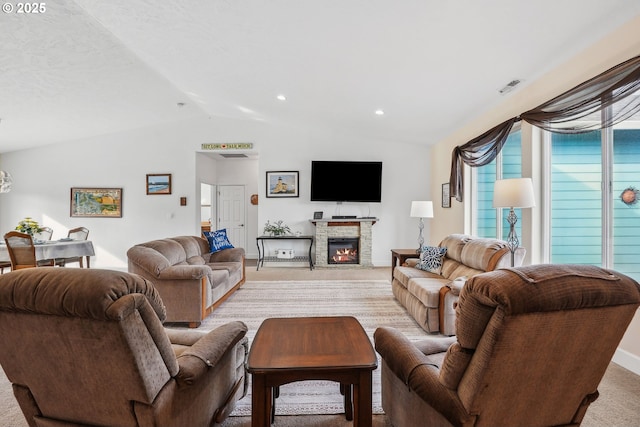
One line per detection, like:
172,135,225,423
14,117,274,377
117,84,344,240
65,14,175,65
549,106,640,281
474,128,522,239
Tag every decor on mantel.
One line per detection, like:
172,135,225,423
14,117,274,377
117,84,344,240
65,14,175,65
410,201,434,253
493,177,535,266
263,220,291,236
15,217,43,236
0,171,12,193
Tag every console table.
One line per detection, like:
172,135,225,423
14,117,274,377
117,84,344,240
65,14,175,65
256,235,314,271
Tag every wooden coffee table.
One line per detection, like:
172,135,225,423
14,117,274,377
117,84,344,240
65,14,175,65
247,316,377,427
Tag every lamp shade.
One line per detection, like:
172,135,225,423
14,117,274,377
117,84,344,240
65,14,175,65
410,201,434,218
493,178,535,208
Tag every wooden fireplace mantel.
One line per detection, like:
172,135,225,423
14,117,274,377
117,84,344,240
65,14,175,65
310,218,378,227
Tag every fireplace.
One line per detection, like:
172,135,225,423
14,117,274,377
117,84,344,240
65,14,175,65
328,237,359,265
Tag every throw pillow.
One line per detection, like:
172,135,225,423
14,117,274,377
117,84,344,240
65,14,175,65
416,246,447,274
204,229,234,253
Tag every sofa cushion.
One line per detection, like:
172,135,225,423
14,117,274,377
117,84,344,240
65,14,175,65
416,246,447,274
439,234,471,263
459,238,510,271
185,256,207,265
208,261,243,275
407,277,451,308
394,266,441,288
204,229,234,253
207,269,230,289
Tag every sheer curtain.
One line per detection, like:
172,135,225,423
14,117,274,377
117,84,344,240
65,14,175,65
450,55,640,202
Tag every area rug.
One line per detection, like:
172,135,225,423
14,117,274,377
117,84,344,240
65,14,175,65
187,279,435,417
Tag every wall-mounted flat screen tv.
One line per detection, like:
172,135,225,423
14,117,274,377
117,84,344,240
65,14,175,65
310,160,382,202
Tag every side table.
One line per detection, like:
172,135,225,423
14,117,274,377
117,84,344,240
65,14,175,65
390,248,419,282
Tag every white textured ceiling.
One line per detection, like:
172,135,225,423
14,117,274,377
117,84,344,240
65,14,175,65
1,0,639,153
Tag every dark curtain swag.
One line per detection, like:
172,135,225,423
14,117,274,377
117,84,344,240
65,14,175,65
450,55,640,202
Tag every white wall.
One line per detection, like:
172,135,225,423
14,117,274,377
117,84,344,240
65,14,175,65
0,116,431,269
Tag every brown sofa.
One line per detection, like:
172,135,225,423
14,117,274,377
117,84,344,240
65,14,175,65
127,236,245,327
392,234,524,334
376,264,640,427
0,268,249,427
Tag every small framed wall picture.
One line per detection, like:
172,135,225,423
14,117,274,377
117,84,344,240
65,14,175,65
146,174,172,195
266,171,299,198
442,182,451,208
313,211,323,219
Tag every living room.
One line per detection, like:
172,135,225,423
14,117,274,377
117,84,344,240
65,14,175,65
1,2,640,424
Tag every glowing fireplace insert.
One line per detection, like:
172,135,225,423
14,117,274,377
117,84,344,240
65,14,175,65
328,237,359,265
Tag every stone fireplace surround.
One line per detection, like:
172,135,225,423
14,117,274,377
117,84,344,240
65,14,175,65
310,218,377,268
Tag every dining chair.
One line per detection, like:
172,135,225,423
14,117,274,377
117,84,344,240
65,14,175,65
3,231,54,270
0,261,11,274
34,226,53,241
56,227,90,268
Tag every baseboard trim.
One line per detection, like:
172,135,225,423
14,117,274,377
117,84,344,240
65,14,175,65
612,348,640,375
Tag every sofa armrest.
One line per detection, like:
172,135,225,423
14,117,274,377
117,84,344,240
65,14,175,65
157,265,211,281
174,321,248,386
404,258,419,267
208,247,245,263
374,327,468,425
448,276,468,296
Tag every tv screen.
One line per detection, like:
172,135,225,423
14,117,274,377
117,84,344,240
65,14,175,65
310,161,382,202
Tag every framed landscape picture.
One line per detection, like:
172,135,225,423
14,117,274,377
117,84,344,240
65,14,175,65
266,171,299,198
146,173,172,195
70,187,123,218
442,182,451,208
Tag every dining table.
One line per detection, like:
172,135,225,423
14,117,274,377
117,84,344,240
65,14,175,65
0,239,96,268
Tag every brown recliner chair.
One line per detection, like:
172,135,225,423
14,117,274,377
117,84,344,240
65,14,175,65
375,264,640,427
0,268,248,427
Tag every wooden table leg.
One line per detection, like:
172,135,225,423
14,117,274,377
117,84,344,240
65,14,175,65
251,374,272,427
353,371,373,427
391,252,398,282
340,383,353,421
271,386,280,424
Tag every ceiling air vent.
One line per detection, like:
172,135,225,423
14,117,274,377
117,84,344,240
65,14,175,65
498,79,522,95
220,153,249,158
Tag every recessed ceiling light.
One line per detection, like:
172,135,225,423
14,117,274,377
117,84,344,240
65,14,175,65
276,94,286,101
375,109,384,116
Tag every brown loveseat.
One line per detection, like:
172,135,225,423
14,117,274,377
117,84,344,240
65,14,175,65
392,234,524,334
376,264,640,427
0,268,249,427
127,236,245,327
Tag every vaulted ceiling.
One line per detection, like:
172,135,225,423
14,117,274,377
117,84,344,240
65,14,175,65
1,0,639,153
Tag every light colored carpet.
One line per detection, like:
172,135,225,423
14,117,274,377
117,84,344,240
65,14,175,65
186,279,436,417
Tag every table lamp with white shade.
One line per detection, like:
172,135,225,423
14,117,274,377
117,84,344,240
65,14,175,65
410,201,434,253
493,178,535,267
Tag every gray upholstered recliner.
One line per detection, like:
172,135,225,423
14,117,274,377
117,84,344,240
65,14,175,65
0,268,248,427
375,264,640,427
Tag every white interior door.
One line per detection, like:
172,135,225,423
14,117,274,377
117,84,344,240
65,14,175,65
217,185,246,248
